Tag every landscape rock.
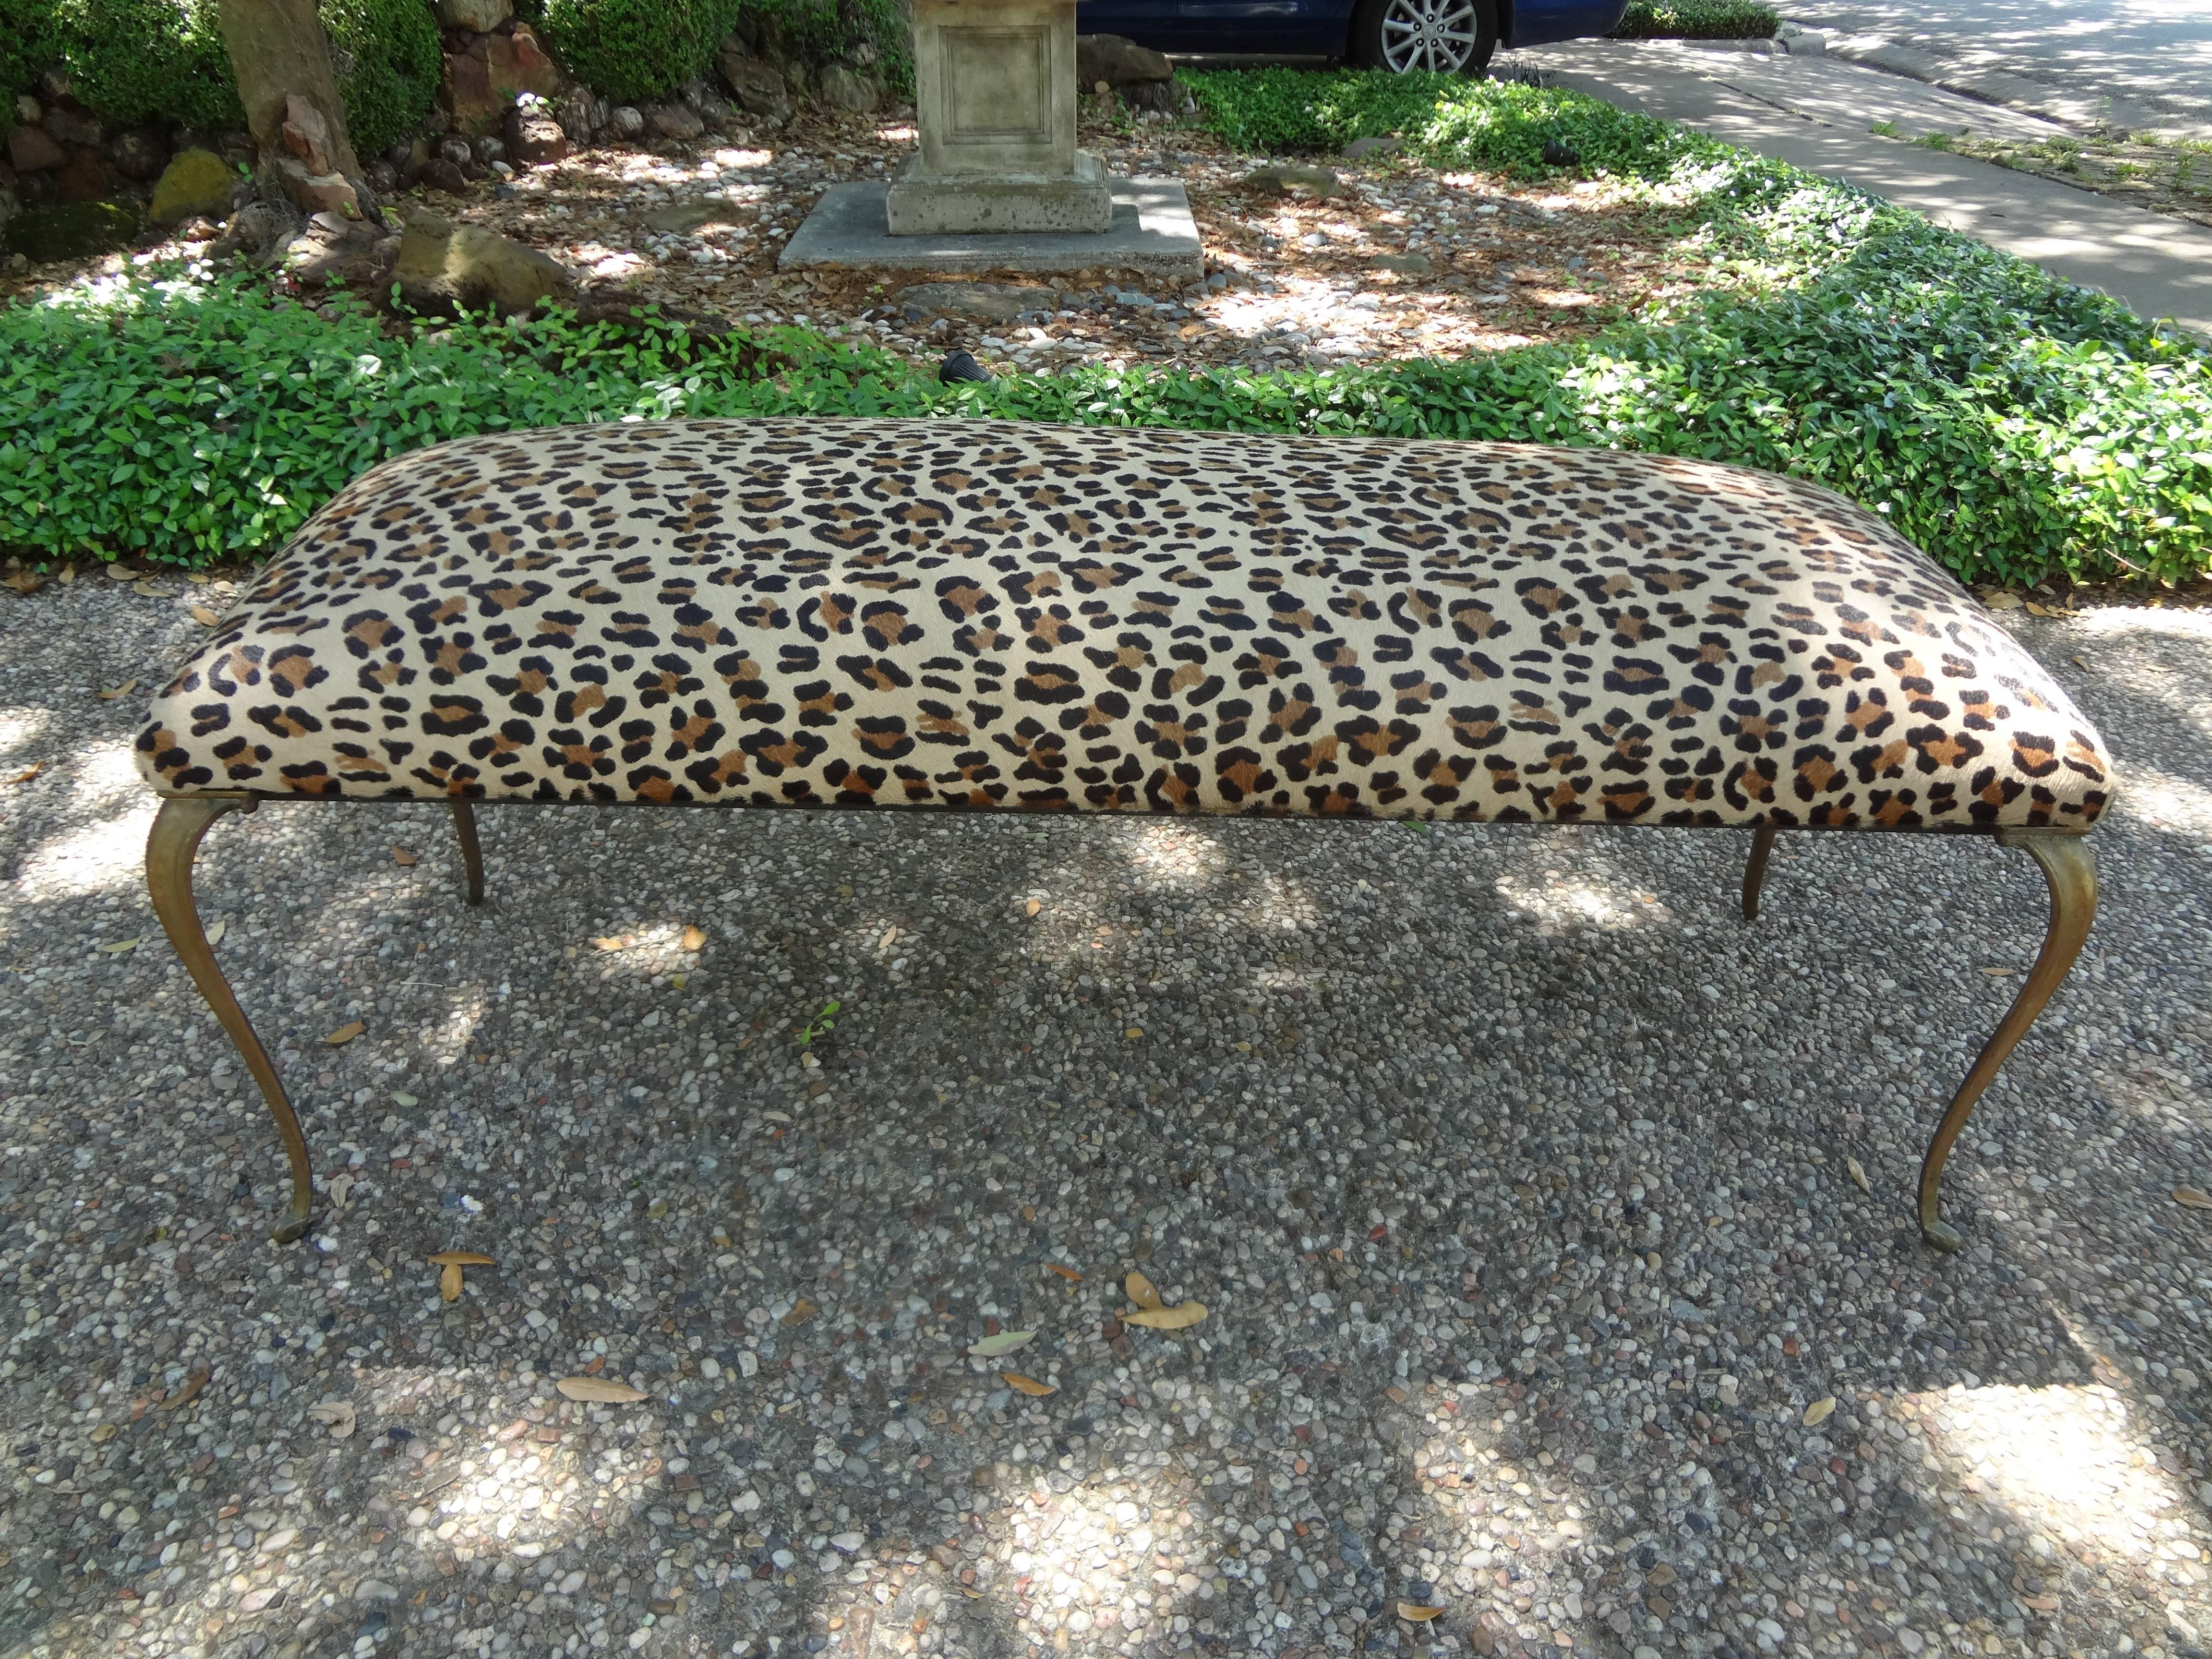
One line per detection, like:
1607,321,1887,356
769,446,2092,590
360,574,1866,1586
104,128,168,183
366,157,399,193
550,89,598,146
641,102,705,141
897,280,1058,322
444,24,562,135
2,199,138,261
439,136,475,168
677,78,734,132
436,0,512,28
1077,33,1173,86
13,93,36,125
717,41,792,125
284,214,392,290
1243,161,1341,197
51,147,108,203
392,208,576,316
7,124,64,174
418,157,469,194
1372,252,1432,274
274,155,360,218
1120,79,1194,117
817,64,879,114
209,198,297,264
606,105,647,140
1342,134,1400,160
640,199,751,233
148,147,235,225
282,93,337,175
40,104,99,147
505,106,572,165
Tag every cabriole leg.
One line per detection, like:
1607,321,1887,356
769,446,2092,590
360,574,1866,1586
451,799,485,907
146,795,315,1244
1918,828,2098,1252
1742,825,1778,921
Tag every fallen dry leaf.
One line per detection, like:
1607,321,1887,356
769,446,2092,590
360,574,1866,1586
392,846,418,866
96,679,138,700
1024,898,1042,917
1846,1156,1870,1194
681,924,707,951
1001,1371,1056,1397
2070,655,2089,669
307,1399,357,1439
1396,1602,1444,1623
1124,1301,1208,1330
157,1367,210,1411
1124,1026,1143,1039
782,1297,819,1327
56,564,74,585
2174,1188,2212,1211
324,1021,365,1046
1125,1272,1164,1310
427,1251,496,1266
878,926,897,949
0,572,44,595
191,604,222,626
327,1172,355,1209
205,919,226,947
89,1423,117,1443
1979,588,2023,611
1979,966,2018,976
95,937,141,955
2022,1595,2061,1613
592,934,631,952
556,1376,650,1404
1802,1396,1836,1427
968,1329,1036,1358
1046,1263,1082,1282
4,759,46,785
439,1262,463,1301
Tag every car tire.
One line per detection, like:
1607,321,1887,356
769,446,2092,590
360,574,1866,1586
1348,0,1498,74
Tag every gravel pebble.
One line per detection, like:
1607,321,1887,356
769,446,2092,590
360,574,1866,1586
0,577,2209,1659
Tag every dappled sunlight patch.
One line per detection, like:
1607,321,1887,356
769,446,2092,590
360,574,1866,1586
1491,865,1655,933
13,798,156,901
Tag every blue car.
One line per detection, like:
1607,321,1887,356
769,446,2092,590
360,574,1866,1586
1080,0,1628,75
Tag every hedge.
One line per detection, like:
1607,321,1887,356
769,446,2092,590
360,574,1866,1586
2,81,2206,587
1609,0,1779,40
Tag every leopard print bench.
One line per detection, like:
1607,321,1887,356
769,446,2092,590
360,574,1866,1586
135,419,2110,1249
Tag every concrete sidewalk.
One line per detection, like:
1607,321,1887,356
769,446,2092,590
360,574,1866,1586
1511,39,2212,339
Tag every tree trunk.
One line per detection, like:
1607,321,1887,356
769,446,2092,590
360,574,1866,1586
216,0,376,220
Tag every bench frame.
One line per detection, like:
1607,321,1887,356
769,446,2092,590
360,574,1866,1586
146,793,2095,1253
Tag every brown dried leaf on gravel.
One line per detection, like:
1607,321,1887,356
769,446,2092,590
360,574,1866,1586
1126,1271,1164,1309
392,846,418,866
439,1262,464,1301
1845,1156,1870,1193
681,925,707,951
2174,1188,2212,1210
307,1400,357,1439
324,1021,365,1046
968,1329,1036,1357
1002,1371,1056,1396
782,1297,819,1327
4,759,46,784
191,604,222,626
1802,1395,1836,1427
557,1376,650,1404
1046,1263,1082,1282
1396,1601,1444,1622
157,1367,210,1410
96,679,137,700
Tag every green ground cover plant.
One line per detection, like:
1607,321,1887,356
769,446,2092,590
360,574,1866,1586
1609,0,1779,39
2,78,2206,587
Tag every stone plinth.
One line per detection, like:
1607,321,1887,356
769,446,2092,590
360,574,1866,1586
885,0,1110,236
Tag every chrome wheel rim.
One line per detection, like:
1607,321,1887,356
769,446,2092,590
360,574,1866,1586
1378,0,1482,72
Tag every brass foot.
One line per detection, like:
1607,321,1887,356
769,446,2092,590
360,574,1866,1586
146,796,314,1244
451,799,485,907
1742,825,1778,921
1917,828,2097,1250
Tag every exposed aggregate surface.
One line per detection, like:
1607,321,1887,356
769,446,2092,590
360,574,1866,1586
1,573,2211,1659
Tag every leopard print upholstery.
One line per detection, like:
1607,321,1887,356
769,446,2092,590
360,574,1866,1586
136,420,2111,830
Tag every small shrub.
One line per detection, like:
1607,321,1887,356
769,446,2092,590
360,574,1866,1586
0,0,63,106
58,0,241,134
535,0,745,105
1609,0,1778,39
1181,67,1719,178
325,0,443,159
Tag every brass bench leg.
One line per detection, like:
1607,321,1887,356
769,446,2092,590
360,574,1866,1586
1917,828,2097,1252
1742,825,1778,921
451,799,485,907
146,796,315,1244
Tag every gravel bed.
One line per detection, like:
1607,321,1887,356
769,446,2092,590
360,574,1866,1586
1,575,2209,1659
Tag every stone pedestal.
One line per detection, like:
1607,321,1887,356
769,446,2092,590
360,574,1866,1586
886,0,1111,236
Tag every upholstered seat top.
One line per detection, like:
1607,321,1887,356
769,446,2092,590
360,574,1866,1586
136,419,2111,830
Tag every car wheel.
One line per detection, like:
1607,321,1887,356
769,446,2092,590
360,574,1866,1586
1349,0,1498,74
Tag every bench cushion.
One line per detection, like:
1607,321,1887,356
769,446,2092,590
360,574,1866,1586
136,419,2111,830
